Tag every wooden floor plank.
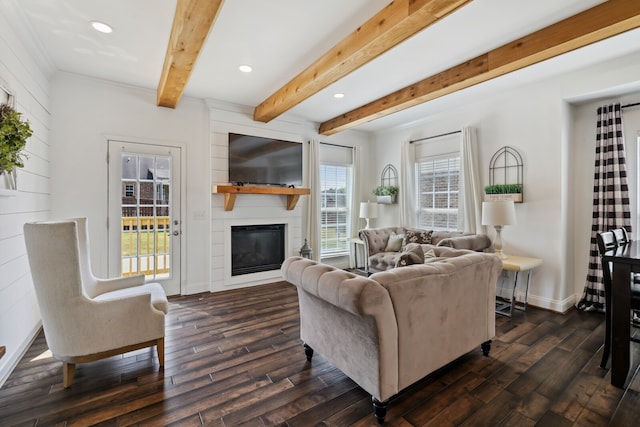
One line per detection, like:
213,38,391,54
1,281,640,426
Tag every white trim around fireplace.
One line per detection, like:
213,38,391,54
223,217,294,288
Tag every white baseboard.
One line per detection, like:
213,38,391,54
526,293,577,313
0,322,42,389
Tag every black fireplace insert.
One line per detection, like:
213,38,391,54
231,224,285,276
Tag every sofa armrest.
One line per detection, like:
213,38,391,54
436,234,491,252
282,256,394,317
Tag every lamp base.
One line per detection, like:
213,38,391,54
493,225,509,259
494,249,509,259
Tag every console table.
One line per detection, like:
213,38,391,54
496,255,543,317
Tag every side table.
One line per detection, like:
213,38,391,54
496,255,543,317
350,237,367,274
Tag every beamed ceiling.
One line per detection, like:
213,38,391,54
10,0,640,135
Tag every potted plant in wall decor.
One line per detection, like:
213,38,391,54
373,185,398,204
0,103,32,192
484,184,523,203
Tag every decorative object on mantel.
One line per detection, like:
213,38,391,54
374,164,399,204
0,100,32,194
299,239,312,259
212,184,310,211
485,146,523,203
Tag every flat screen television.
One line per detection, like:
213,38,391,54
228,133,303,187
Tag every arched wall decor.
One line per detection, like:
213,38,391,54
485,146,524,203
373,164,399,204
0,81,18,196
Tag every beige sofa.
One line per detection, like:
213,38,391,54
359,226,491,273
281,247,501,423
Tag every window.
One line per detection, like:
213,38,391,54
125,184,135,197
417,154,460,231
320,164,352,257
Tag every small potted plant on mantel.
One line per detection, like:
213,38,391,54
484,184,523,203
373,185,398,204
0,103,32,191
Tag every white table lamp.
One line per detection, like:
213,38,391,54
482,200,516,259
359,201,378,229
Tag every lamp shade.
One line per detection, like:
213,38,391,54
482,201,516,226
359,201,378,219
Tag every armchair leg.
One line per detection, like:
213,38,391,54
157,337,165,367
63,363,75,388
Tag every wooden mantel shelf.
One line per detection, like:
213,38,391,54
212,185,310,211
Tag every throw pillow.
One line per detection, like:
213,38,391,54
394,243,424,267
403,229,434,246
424,248,445,263
385,232,405,252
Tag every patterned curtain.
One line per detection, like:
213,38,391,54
578,103,631,312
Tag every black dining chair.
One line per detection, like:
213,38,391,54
597,229,640,369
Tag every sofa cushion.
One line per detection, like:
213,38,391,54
385,232,405,252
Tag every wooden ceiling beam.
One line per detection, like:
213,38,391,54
319,0,640,135
157,0,224,108
252,0,473,123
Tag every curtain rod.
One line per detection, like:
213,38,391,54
410,130,461,144
622,102,640,109
308,140,354,149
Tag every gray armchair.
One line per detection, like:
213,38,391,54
23,217,168,387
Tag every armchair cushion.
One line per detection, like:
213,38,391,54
93,282,169,314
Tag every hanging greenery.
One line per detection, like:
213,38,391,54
0,103,32,174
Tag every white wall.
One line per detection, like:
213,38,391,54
50,72,211,295
371,50,640,313
0,3,54,385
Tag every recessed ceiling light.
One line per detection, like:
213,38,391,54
333,93,345,99
90,21,113,34
239,65,253,73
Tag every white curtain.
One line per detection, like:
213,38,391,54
349,146,361,268
399,139,416,228
459,127,484,234
350,146,361,237
306,139,321,260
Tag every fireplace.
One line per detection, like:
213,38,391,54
231,224,285,276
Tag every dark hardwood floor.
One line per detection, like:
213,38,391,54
1,281,640,426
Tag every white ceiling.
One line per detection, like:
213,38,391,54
9,0,640,133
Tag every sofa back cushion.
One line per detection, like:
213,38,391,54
360,227,405,255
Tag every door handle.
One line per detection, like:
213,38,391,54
172,230,180,236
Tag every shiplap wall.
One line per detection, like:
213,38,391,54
207,100,374,292
0,6,53,385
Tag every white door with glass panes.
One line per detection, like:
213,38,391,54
108,140,182,295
